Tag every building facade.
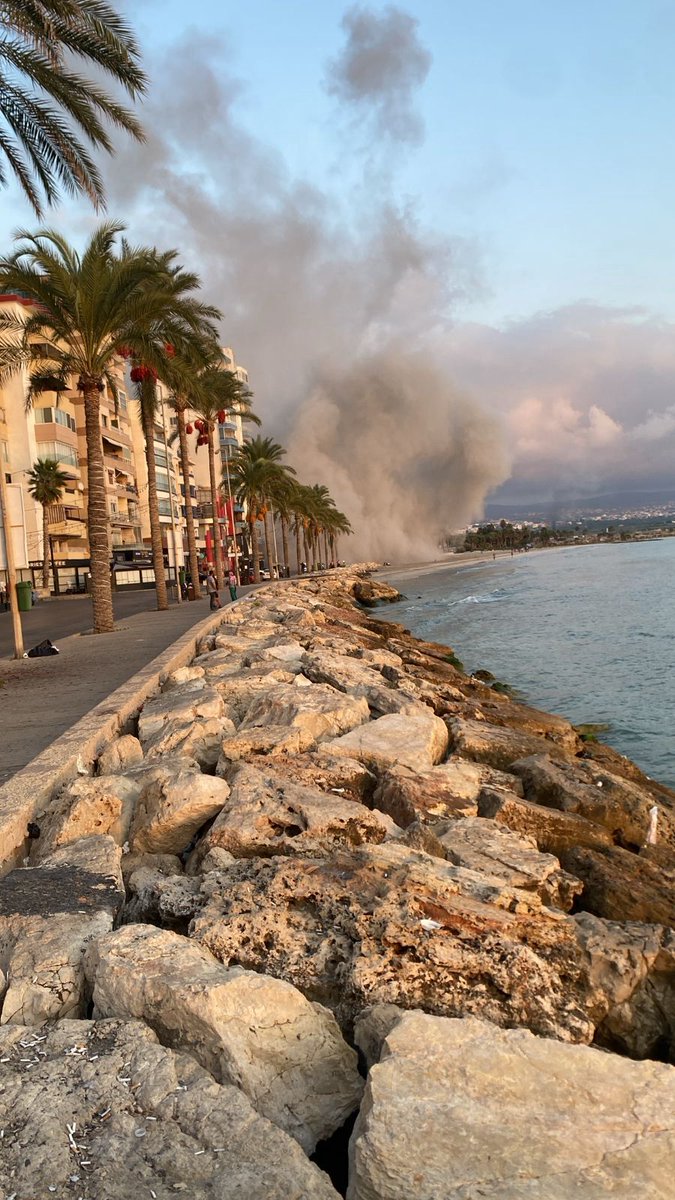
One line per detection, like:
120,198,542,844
0,299,249,592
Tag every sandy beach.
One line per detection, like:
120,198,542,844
376,549,517,587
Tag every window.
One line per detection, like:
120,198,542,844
0,406,5,422
155,446,168,468
101,413,108,427
156,470,170,493
1,441,8,462
34,407,76,432
38,441,78,467
118,392,127,412
158,498,172,516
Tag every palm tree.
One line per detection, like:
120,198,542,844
187,363,258,588
26,456,70,590
225,438,295,581
0,223,220,632
132,369,169,610
1,0,146,215
167,387,202,599
227,453,277,584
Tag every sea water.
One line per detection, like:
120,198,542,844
382,539,675,787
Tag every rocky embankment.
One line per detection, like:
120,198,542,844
0,567,674,1198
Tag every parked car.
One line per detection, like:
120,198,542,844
260,569,271,580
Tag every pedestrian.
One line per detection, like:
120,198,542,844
206,569,220,610
228,570,237,602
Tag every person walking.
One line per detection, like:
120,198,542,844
227,570,238,602
206,569,220,611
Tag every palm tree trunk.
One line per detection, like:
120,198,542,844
207,431,224,588
303,527,310,570
83,385,114,633
249,518,260,583
330,533,337,563
295,524,302,575
42,504,50,590
177,409,201,599
263,511,273,574
142,401,169,611
280,515,290,578
323,531,329,566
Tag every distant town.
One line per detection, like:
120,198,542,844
456,491,675,551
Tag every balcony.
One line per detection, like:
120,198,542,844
47,504,86,537
110,512,135,527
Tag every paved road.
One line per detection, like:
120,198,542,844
0,585,255,784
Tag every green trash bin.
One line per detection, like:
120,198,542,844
16,581,32,611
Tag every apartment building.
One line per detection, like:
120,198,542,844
0,293,249,590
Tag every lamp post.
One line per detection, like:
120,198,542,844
221,427,240,587
159,391,181,604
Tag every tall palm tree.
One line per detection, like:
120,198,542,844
26,456,70,589
187,363,258,588
227,453,277,584
0,223,220,632
225,438,295,581
1,0,146,215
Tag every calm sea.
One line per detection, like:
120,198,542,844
382,539,675,787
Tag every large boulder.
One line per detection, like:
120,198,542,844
30,773,139,860
326,712,449,774
372,758,520,828
137,682,226,745
511,753,675,850
142,714,237,770
192,841,601,1044
85,924,363,1153
97,733,143,775
447,717,569,770
194,761,393,863
347,1012,675,1200
0,836,123,1025
478,787,616,855
573,912,675,1062
128,768,230,855
561,843,675,926
238,680,370,747
302,650,424,717
0,1017,340,1199
440,817,581,911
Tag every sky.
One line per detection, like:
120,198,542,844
3,2,675,547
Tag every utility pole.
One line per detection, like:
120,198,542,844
221,432,240,587
0,464,25,658
160,392,181,604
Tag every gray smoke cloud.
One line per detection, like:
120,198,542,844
324,5,432,145
96,6,508,559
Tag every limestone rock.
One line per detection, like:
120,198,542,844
440,817,581,911
163,663,206,689
479,787,616,855
217,724,307,763
511,753,675,850
351,579,402,606
327,712,449,774
30,773,139,860
121,850,183,884
137,682,226,745
574,912,675,1061
191,841,597,1042
0,1017,340,1199
244,640,305,668
123,868,202,927
372,758,520,828
263,750,377,805
97,733,143,775
561,843,675,926
85,924,363,1152
209,666,299,717
128,768,230,855
448,716,569,770
195,761,393,862
354,1003,405,1070
143,714,237,770
0,836,123,1025
302,649,424,717
347,1012,675,1200
239,680,370,746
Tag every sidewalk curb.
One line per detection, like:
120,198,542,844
0,600,250,875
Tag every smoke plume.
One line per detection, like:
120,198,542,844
324,5,432,146
97,5,508,559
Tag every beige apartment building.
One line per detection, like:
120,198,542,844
0,292,248,591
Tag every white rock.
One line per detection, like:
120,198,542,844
85,924,363,1153
348,1012,675,1200
129,769,230,855
327,712,449,773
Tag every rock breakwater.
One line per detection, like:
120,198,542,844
0,567,674,1198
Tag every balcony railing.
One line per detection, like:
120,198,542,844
47,504,85,525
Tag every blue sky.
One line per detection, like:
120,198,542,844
116,0,675,327
3,1,675,531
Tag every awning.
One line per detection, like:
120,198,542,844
102,429,128,450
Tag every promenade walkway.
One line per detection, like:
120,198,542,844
0,589,252,785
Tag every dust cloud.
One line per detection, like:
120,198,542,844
102,4,510,560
